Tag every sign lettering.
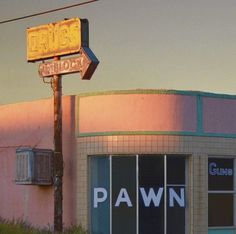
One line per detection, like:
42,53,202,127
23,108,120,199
140,187,163,207
209,162,233,176
93,187,107,208
38,47,99,80
27,18,89,61
38,56,85,77
93,187,185,208
115,188,133,207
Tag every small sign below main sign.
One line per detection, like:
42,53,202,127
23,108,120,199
38,47,99,80
27,18,89,62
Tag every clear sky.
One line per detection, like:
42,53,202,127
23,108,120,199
0,0,236,105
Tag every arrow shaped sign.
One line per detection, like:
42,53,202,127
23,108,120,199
38,47,99,80
80,47,99,80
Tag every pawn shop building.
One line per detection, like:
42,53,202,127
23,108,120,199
1,89,236,234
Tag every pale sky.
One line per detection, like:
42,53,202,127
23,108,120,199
0,0,236,105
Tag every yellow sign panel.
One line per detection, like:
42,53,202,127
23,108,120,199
27,18,89,61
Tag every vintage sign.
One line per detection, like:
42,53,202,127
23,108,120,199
27,17,98,233
27,18,89,61
38,47,99,80
39,57,83,77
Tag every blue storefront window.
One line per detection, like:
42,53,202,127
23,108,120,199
89,155,186,234
89,156,110,234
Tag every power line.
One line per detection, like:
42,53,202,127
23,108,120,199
0,0,99,25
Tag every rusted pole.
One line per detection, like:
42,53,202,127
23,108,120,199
53,56,63,233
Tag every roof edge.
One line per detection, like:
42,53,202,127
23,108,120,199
77,89,236,99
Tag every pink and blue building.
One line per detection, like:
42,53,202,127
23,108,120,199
0,89,236,234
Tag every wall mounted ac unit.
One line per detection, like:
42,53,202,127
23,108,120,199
15,148,53,185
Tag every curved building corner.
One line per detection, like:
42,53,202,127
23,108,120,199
76,89,236,234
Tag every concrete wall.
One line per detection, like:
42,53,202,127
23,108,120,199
0,96,76,228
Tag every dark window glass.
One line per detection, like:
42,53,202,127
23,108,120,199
167,156,185,234
208,194,234,227
167,156,185,184
112,156,136,234
208,158,234,191
139,156,164,234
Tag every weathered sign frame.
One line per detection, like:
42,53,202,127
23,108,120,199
27,18,89,62
38,47,99,80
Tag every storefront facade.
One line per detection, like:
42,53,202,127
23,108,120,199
1,90,236,233
76,90,236,234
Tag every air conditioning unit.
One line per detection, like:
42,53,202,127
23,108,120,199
15,148,53,185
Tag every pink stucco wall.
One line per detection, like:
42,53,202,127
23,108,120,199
203,97,236,134
78,93,197,134
0,96,76,228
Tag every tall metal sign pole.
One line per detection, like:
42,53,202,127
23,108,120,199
53,56,63,232
27,18,99,233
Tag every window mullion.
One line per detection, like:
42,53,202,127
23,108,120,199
208,190,234,194
136,155,139,234
164,154,167,234
234,158,236,227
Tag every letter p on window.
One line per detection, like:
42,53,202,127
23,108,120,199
93,187,108,208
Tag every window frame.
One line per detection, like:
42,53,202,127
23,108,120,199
88,154,189,234
208,156,236,230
